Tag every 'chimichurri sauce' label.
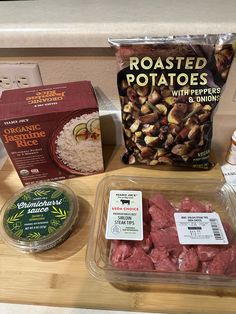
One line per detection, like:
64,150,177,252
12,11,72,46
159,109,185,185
4,187,71,241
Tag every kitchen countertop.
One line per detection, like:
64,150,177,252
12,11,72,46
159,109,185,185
0,0,236,48
1,145,236,314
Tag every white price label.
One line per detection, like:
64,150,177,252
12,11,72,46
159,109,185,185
221,164,236,192
174,212,228,245
105,190,143,240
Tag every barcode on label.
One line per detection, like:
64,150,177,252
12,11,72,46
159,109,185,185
209,218,223,240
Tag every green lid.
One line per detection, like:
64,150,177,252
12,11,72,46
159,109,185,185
0,182,78,252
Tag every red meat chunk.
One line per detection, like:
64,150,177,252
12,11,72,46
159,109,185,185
179,197,212,213
110,241,133,266
208,246,236,275
200,261,211,274
222,222,235,244
149,193,175,212
127,247,154,270
150,248,177,272
143,198,151,224
179,247,199,272
149,205,175,229
111,241,154,270
197,245,220,262
120,247,154,270
151,220,162,232
151,227,183,256
134,225,153,253
150,247,168,263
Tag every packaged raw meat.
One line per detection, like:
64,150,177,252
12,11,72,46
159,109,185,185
109,34,236,169
86,176,236,287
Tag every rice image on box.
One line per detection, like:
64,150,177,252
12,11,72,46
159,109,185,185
0,81,104,185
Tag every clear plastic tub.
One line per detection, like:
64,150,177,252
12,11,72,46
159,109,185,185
0,182,79,253
86,175,236,287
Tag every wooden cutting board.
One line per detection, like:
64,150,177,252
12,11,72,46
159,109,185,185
1,146,236,314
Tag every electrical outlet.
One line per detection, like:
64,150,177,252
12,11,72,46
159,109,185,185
0,63,42,96
0,63,43,168
16,76,31,88
0,76,12,89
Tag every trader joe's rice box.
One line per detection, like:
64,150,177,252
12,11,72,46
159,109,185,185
0,81,104,185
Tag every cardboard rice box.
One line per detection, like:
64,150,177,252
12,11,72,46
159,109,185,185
0,81,104,185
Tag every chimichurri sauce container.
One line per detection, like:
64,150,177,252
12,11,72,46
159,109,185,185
0,182,79,252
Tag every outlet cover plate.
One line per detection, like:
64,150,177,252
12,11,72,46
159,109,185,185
0,63,43,165
0,63,42,94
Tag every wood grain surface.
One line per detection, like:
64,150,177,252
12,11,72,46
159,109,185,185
1,145,236,314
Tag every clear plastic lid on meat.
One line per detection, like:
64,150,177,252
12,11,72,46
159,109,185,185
86,175,236,286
